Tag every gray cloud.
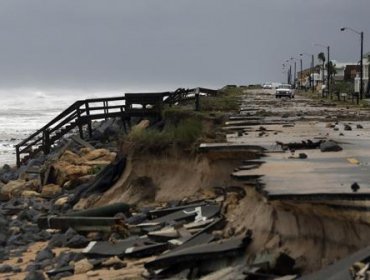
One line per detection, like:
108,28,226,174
0,0,369,92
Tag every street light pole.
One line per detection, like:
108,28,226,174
290,57,297,88
361,31,364,99
327,45,331,99
294,60,297,88
300,58,303,90
340,27,364,99
311,54,315,92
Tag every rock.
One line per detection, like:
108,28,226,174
21,190,41,197
86,271,99,277
320,140,342,152
59,150,84,165
91,118,125,141
102,256,126,268
41,184,62,198
298,153,307,159
344,124,352,131
82,148,114,161
25,262,41,272
326,123,335,128
0,248,8,261
0,215,8,228
65,234,89,248
1,164,11,173
55,251,84,269
55,196,69,206
63,174,95,190
64,228,78,240
74,258,94,274
0,179,27,199
52,162,93,186
351,182,360,192
48,233,65,248
259,126,266,131
35,247,54,263
0,165,17,183
357,124,364,129
54,271,74,279
0,264,13,273
24,271,46,280
9,226,21,234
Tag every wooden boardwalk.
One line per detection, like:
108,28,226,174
15,87,218,167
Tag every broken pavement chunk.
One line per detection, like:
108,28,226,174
65,202,130,217
83,237,168,258
152,204,220,224
37,216,124,232
145,231,252,271
148,202,207,219
320,140,342,152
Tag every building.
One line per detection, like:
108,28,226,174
297,65,321,89
331,60,358,81
363,52,370,94
344,65,361,81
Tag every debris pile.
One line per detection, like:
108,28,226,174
0,181,300,279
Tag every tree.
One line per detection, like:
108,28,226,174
318,52,326,81
326,61,337,83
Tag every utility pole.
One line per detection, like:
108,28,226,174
340,27,364,99
361,31,364,98
311,54,314,92
327,45,330,99
300,58,303,90
294,61,297,88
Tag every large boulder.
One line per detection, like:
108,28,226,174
21,190,41,198
41,184,62,198
0,179,28,200
74,258,94,274
82,148,115,161
59,150,84,165
52,162,92,186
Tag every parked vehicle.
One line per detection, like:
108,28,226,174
263,83,273,89
275,84,294,98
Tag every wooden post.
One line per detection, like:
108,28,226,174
195,88,200,111
76,108,83,139
43,129,50,155
85,101,92,138
16,145,20,167
104,101,108,119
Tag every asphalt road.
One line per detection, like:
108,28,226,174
227,89,370,200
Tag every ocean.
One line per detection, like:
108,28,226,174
0,90,124,166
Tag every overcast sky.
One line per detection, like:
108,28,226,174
0,0,369,94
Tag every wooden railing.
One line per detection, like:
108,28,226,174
15,87,218,166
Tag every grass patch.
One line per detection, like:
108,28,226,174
199,95,240,112
127,116,204,152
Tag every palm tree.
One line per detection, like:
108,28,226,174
318,52,326,81
327,61,337,83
